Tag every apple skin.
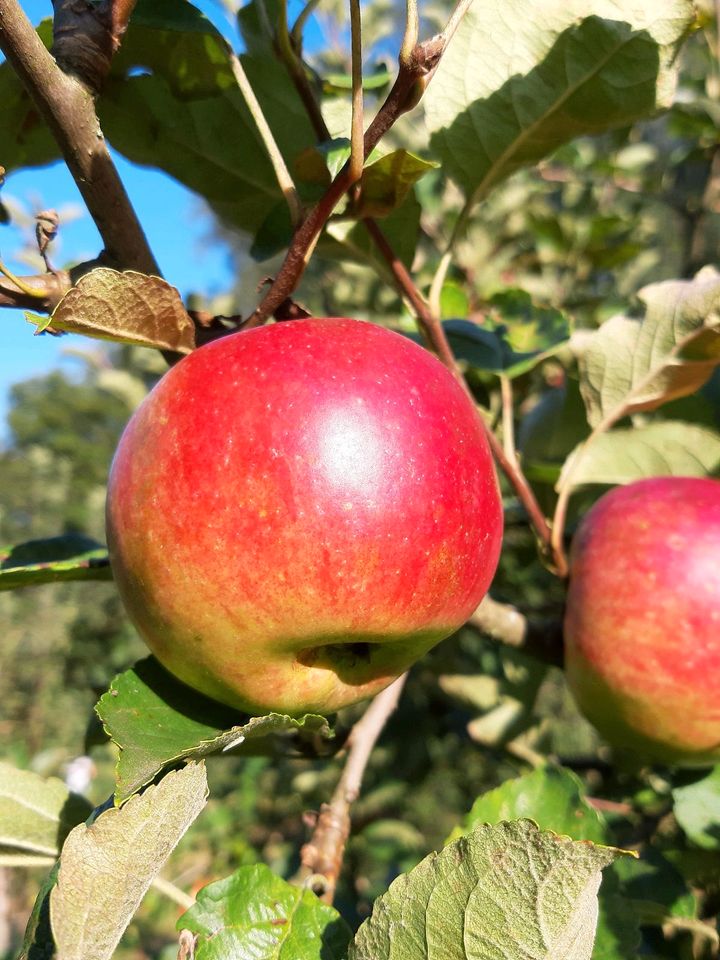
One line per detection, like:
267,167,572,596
564,476,720,766
106,318,503,715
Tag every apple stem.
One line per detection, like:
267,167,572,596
297,673,408,904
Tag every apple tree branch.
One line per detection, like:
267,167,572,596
360,219,553,556
298,674,407,904
0,0,159,280
246,0,474,327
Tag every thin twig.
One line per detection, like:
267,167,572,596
0,260,47,299
0,0,159,275
277,0,329,141
228,52,302,226
348,0,364,183
151,876,195,911
298,675,407,904
551,397,631,576
400,0,419,68
441,0,474,49
291,0,322,49
0,267,76,311
500,375,518,465
246,0,469,326
362,218,553,554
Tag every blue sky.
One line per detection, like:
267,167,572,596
1,0,317,430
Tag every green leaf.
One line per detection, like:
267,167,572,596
347,150,439,220
50,763,208,960
295,138,352,192
612,848,697,919
111,0,237,96
673,766,720,850
180,863,351,959
578,268,720,428
439,282,470,320
96,658,333,803
237,0,282,56
557,421,720,491
18,862,60,960
0,763,92,857
349,819,630,960
433,299,570,378
425,0,695,206
249,201,294,261
32,269,195,352
488,289,571,367
452,766,607,845
520,380,591,473
97,0,316,239
323,68,392,92
0,535,111,590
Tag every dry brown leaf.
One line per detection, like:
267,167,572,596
43,268,195,353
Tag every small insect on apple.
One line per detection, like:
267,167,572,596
106,318,503,716
565,476,720,766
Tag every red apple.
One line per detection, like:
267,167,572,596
564,476,720,766
106,318,503,715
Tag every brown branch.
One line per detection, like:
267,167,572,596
0,0,159,276
298,674,407,904
245,7,461,327
276,0,329,142
468,595,563,666
348,0,364,184
0,259,105,312
51,0,138,92
0,272,63,312
362,219,553,554
107,0,138,52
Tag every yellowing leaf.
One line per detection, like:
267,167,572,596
579,269,720,428
32,268,195,353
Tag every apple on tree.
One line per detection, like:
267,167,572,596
564,476,720,766
106,317,503,716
